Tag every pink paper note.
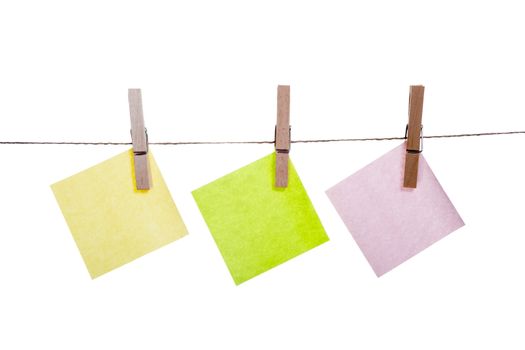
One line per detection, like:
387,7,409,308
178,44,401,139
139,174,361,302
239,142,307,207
326,143,464,276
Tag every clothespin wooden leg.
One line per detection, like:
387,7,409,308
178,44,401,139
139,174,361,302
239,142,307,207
133,153,150,190
275,85,291,188
275,152,289,188
128,89,151,190
404,152,420,188
403,85,425,188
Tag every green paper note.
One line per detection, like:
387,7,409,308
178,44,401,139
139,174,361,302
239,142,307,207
192,152,329,285
51,149,188,278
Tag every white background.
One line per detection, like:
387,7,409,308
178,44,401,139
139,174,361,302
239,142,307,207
1,1,524,349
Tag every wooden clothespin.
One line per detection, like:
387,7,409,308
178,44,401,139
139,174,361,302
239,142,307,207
275,85,291,188
403,85,425,188
128,88,151,190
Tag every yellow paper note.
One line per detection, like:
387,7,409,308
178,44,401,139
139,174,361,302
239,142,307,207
192,153,329,285
51,149,187,278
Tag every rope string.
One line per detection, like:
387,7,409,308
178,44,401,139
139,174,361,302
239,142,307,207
1,130,524,146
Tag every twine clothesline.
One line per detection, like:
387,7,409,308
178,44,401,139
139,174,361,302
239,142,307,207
1,130,524,146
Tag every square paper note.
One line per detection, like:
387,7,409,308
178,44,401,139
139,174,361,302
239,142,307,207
52,149,187,278
326,143,464,276
192,153,329,285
